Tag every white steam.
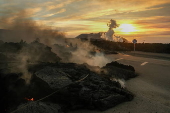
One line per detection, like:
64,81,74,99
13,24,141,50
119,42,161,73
110,78,126,88
71,48,111,67
106,28,114,41
68,40,111,67
105,19,119,41
18,55,31,85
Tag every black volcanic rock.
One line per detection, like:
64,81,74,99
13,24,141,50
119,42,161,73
31,63,134,111
15,102,61,113
0,62,136,112
102,61,137,80
0,72,53,113
104,61,135,72
35,66,73,89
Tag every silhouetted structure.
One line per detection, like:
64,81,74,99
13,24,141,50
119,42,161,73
75,33,104,41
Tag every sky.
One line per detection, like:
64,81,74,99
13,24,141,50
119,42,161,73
0,0,170,43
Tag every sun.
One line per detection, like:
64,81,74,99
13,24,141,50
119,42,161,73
119,24,137,34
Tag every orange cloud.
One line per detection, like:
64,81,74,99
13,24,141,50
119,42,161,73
46,0,78,11
46,4,64,11
43,9,66,17
1,0,170,43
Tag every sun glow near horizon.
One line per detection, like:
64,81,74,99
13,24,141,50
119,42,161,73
118,24,138,34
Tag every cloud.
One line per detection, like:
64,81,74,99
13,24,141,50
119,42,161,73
47,1,170,23
1,0,169,22
133,16,170,31
46,0,79,11
138,16,170,24
96,0,170,5
46,3,64,11
42,9,66,17
21,7,42,17
0,0,170,43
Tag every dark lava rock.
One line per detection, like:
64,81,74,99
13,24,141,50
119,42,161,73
15,102,61,113
104,61,135,72
102,61,137,80
35,66,73,89
0,72,53,113
31,63,134,111
56,80,133,111
1,62,136,112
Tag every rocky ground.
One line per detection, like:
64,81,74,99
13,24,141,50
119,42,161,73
0,41,138,113
0,61,137,113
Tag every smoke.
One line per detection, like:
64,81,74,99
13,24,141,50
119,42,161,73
17,55,31,85
0,16,66,84
51,36,112,67
0,16,114,84
0,17,65,46
71,48,111,67
105,19,119,41
110,78,126,88
107,19,119,29
117,79,126,88
106,29,114,41
68,40,112,67
8,50,32,85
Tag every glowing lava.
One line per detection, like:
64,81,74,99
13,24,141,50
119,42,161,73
25,97,34,101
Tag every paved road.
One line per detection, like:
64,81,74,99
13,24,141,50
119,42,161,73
109,51,170,90
106,51,170,113
69,51,170,113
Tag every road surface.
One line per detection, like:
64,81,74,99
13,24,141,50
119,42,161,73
69,51,170,113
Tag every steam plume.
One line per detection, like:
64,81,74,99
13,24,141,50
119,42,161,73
106,19,119,41
70,42,111,67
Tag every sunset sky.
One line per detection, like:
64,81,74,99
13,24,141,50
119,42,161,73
0,0,170,43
